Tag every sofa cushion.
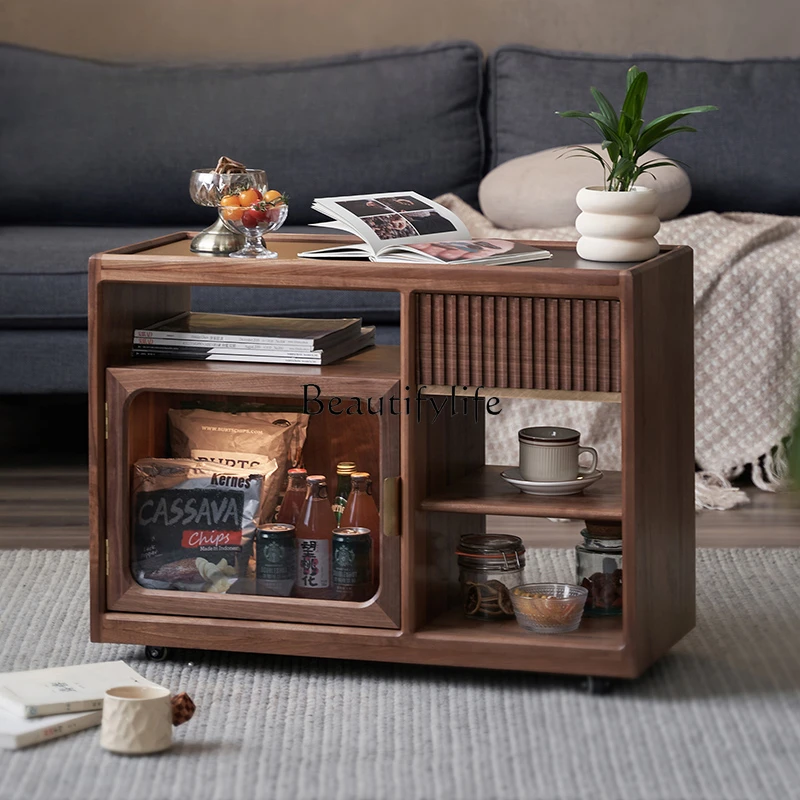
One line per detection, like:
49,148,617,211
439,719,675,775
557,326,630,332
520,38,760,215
0,226,399,326
0,42,483,226
479,144,691,229
487,46,800,215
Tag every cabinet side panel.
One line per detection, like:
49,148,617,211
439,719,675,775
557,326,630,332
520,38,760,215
621,251,696,672
89,272,191,641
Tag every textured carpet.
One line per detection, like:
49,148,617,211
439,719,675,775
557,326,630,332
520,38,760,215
0,549,798,800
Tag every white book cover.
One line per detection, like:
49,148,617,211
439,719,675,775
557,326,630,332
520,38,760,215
0,661,160,719
0,707,102,750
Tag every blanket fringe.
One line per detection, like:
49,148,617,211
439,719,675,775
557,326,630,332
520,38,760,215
751,439,793,492
695,472,750,511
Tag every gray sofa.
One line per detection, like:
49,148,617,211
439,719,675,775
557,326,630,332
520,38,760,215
2,41,797,393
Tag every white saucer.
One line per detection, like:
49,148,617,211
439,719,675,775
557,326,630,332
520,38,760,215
500,467,604,496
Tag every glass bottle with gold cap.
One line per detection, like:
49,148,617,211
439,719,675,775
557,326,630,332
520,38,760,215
332,461,356,524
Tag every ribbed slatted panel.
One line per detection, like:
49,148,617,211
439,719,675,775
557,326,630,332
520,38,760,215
416,294,621,392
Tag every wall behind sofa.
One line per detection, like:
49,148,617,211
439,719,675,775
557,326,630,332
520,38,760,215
1,0,799,61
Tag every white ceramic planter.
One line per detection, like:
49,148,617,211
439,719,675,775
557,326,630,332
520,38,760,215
575,186,660,262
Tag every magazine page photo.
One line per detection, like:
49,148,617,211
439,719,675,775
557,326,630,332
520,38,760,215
314,191,471,252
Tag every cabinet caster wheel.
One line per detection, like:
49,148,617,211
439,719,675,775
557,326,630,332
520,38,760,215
582,676,613,695
144,645,169,662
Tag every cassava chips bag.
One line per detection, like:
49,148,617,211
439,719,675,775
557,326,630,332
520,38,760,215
131,458,275,593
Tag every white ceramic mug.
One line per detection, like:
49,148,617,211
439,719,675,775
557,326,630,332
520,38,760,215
100,685,195,755
518,426,598,482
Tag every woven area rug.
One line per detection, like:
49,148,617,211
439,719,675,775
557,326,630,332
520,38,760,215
1,549,798,800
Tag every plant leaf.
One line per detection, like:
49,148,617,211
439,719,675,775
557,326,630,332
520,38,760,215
621,71,648,126
555,110,595,119
640,105,718,134
590,87,619,129
626,65,641,92
636,125,698,156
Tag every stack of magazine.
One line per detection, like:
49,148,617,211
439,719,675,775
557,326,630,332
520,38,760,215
0,661,156,749
132,313,375,365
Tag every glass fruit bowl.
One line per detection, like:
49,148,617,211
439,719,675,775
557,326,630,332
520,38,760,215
510,582,588,634
217,191,289,259
189,168,267,255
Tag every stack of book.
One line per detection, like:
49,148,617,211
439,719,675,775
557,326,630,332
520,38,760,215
132,312,376,365
0,661,157,750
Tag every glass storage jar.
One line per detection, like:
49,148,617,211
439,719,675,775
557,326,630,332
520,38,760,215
575,526,622,616
456,534,526,620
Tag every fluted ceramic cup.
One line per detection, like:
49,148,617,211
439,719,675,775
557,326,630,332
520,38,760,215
518,426,598,482
100,686,195,755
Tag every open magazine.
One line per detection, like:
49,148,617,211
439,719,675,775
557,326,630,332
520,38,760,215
298,192,552,266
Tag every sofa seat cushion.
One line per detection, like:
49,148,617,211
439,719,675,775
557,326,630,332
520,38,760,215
0,226,399,326
1,42,484,226
487,45,800,216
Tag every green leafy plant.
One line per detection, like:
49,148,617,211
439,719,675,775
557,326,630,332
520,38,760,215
556,66,717,192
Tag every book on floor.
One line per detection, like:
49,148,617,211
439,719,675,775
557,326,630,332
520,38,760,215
0,660,159,719
132,325,376,365
0,707,102,750
134,313,362,352
298,191,552,266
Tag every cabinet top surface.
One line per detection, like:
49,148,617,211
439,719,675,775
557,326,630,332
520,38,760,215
91,232,690,293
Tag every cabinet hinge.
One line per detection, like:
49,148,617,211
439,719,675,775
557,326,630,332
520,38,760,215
104,402,109,440
105,542,109,577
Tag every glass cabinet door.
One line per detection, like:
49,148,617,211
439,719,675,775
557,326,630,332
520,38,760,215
104,366,401,629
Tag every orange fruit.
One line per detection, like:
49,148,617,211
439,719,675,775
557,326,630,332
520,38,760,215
237,188,262,206
263,190,284,205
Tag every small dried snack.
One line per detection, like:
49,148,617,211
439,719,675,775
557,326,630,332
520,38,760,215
510,583,588,634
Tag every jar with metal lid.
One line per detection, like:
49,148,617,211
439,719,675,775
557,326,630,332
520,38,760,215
575,523,622,616
456,534,526,620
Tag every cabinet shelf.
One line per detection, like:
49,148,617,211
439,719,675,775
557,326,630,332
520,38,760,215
412,608,625,673
420,465,622,520
110,346,400,396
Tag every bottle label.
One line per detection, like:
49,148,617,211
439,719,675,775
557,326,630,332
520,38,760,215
297,539,330,589
332,497,347,525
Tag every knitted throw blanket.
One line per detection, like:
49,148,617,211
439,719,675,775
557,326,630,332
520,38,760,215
435,194,800,509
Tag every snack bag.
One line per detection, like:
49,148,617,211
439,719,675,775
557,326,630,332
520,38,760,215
168,408,309,522
131,458,276,593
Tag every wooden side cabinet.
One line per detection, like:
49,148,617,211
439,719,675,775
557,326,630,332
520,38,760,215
88,233,694,680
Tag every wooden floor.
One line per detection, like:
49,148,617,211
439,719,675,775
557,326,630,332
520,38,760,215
0,461,797,548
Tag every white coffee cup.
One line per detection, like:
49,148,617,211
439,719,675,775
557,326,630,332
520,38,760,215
100,685,194,755
518,426,598,482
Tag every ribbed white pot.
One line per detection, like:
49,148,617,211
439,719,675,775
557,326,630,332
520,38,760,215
575,186,660,262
